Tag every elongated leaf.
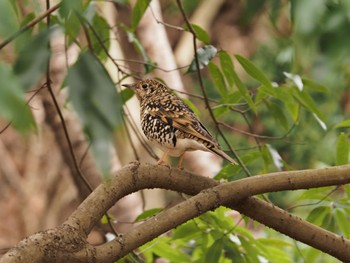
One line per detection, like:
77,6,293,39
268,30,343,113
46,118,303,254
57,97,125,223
335,119,350,129
131,0,151,31
126,30,155,73
230,65,257,113
15,12,35,52
172,220,198,240
59,0,84,42
303,78,329,93
89,14,110,61
219,51,235,87
335,209,350,237
234,55,271,87
266,101,289,130
205,239,224,262
0,63,35,132
182,98,200,117
336,133,349,165
235,54,275,96
14,29,53,90
67,52,123,175
187,45,217,73
119,88,134,103
208,62,227,96
307,206,330,226
292,88,326,123
59,0,83,18
0,0,19,38
152,241,191,262
274,86,299,121
184,23,210,44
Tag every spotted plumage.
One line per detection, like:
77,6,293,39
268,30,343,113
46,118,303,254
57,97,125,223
123,79,238,167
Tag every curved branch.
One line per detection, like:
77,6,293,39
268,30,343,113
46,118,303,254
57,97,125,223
2,163,350,262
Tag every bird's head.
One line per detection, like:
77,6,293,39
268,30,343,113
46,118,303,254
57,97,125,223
122,79,168,101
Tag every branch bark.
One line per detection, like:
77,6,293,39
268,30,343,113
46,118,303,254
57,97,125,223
2,163,350,263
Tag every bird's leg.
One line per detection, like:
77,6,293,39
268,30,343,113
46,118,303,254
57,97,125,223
177,152,185,169
157,150,169,165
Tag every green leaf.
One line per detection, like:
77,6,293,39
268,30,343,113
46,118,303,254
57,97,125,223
292,88,326,127
59,0,84,18
184,23,210,44
266,101,289,130
218,51,235,88
215,151,260,181
151,240,191,262
274,86,299,122
230,64,257,113
14,28,53,90
205,238,224,262
131,0,151,31
187,45,217,73
135,208,162,221
59,0,84,43
182,98,201,117
235,54,275,95
172,220,199,240
208,62,227,96
89,14,110,61
239,236,260,261
101,214,109,224
307,206,330,226
126,30,155,73
302,78,329,93
223,239,243,260
335,209,350,238
0,0,19,38
14,12,35,52
0,63,35,132
119,88,134,103
336,133,349,165
335,119,350,129
67,52,123,175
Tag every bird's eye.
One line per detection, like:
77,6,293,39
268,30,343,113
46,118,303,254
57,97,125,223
142,83,148,89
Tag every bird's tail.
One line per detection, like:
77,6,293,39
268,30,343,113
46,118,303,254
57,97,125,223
210,147,238,165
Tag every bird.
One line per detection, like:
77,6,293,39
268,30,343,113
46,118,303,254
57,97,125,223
122,79,238,168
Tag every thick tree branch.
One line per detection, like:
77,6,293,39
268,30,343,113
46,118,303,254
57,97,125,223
2,163,350,262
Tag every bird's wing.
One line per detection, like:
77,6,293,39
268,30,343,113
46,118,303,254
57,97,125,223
146,97,238,165
149,97,218,147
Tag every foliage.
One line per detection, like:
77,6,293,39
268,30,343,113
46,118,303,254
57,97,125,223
0,0,349,262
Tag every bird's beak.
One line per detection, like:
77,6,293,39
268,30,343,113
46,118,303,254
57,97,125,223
122,83,136,90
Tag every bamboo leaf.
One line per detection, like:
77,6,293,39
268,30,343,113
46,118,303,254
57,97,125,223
235,54,275,96
208,62,227,96
131,0,151,31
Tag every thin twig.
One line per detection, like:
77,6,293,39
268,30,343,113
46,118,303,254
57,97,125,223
286,186,341,211
217,120,297,140
176,0,251,177
45,0,93,193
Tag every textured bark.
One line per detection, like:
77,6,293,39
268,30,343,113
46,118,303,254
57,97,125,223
2,163,350,263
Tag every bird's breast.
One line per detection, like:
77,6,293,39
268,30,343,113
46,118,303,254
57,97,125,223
141,113,177,148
